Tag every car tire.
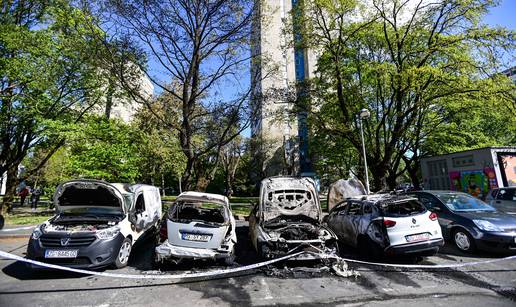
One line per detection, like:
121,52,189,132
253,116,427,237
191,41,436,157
453,229,476,253
223,254,235,266
114,237,132,269
358,236,381,260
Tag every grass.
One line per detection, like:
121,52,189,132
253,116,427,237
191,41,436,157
5,213,52,226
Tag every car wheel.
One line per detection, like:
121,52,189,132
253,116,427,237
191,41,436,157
453,229,475,253
223,254,235,266
114,237,132,269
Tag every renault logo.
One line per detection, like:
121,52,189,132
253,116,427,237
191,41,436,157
60,238,70,246
412,218,417,224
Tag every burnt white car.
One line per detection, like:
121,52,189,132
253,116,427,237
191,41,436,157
325,194,444,257
155,192,236,265
27,179,162,269
249,176,339,260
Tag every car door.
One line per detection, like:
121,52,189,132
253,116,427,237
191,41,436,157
340,201,363,247
325,201,348,239
493,189,516,214
414,193,454,238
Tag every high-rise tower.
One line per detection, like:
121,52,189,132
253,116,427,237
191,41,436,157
251,0,316,178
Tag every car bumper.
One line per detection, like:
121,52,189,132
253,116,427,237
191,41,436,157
26,233,125,269
155,241,232,262
475,232,516,253
385,238,444,255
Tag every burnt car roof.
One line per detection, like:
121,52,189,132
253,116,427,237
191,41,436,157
347,194,419,207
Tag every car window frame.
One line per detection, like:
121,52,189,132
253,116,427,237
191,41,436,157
345,201,363,216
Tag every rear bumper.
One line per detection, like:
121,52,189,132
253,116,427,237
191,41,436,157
155,241,232,261
385,238,444,255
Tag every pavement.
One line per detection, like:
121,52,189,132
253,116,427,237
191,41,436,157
0,221,515,306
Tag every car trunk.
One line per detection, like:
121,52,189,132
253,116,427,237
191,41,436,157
166,200,231,249
382,199,436,246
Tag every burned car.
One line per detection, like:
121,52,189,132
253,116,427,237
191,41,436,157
249,176,338,260
27,180,162,269
155,192,236,265
325,194,443,257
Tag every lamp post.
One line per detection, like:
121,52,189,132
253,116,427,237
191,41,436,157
358,108,370,194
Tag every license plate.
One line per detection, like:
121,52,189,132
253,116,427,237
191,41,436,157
406,233,431,243
182,233,211,242
45,250,78,258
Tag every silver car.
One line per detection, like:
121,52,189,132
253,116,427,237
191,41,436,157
249,176,339,260
486,187,516,214
155,192,236,265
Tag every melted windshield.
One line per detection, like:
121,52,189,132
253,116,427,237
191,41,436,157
435,193,496,212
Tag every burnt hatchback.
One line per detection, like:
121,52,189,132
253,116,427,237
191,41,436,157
249,176,338,260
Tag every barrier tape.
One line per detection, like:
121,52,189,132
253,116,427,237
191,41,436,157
0,226,35,232
1,249,515,279
0,250,304,279
319,253,516,269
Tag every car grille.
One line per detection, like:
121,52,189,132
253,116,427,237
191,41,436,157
40,235,96,247
35,257,91,266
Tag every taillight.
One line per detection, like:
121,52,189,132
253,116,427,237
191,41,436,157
383,219,396,228
429,212,438,221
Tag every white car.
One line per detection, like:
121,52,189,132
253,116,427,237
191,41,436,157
27,179,162,269
486,187,516,215
324,194,444,257
155,192,237,265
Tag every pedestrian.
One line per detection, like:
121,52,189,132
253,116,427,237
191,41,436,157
31,186,42,212
19,186,29,207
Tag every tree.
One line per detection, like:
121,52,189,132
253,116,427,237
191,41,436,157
104,0,256,190
292,0,515,190
220,136,244,197
0,0,113,212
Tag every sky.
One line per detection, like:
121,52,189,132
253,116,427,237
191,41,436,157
483,0,516,30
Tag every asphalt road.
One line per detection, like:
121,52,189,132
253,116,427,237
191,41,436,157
1,221,516,306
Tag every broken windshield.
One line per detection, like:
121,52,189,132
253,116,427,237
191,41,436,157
167,202,227,225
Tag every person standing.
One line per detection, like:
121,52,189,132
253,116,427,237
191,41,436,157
19,186,29,207
31,187,42,212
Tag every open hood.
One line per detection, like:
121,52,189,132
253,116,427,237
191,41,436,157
54,179,125,213
260,177,321,222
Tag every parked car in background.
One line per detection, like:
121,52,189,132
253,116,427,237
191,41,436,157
486,187,516,214
155,192,236,265
249,176,339,260
324,194,443,257
27,180,162,269
410,191,516,253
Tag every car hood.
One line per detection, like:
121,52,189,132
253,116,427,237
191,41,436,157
54,180,125,213
260,177,320,222
455,211,516,229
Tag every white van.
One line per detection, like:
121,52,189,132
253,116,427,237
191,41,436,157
27,179,162,269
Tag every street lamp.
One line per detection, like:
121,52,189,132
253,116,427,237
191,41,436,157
358,108,370,194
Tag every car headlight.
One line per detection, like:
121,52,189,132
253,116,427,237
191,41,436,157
473,220,502,232
96,226,121,240
31,226,43,240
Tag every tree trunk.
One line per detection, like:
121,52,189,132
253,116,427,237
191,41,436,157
1,165,18,215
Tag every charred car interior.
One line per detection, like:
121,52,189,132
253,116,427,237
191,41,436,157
155,192,236,265
249,177,338,260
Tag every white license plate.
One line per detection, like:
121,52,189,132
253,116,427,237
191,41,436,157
406,233,431,243
182,233,211,242
45,250,78,258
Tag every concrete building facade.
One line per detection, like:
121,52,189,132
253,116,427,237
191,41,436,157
251,0,316,178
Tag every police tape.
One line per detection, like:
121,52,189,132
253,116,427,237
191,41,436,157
1,249,516,279
0,226,35,232
0,250,305,279
307,252,516,269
